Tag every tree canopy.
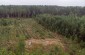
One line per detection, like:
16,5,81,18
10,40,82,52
0,5,85,18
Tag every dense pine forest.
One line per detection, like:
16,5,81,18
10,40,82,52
0,5,85,55
0,5,85,18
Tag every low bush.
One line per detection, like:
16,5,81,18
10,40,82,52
36,14,85,41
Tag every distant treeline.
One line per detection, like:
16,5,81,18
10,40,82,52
0,5,85,18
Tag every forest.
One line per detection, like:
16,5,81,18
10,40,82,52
0,5,85,55
0,5,85,18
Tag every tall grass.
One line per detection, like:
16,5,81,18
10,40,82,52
0,18,68,55
0,17,85,55
36,14,85,41
35,14,85,55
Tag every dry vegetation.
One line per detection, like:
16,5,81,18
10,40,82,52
0,18,70,55
0,5,85,55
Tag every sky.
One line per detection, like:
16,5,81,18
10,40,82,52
0,0,85,6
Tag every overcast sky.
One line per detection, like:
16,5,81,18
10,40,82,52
0,0,85,6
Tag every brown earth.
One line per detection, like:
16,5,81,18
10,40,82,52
25,36,68,51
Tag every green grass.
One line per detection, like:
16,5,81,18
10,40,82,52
0,18,68,55
35,14,85,55
36,14,85,40
0,18,85,55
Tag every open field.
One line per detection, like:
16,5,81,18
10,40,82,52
0,18,70,55
0,15,85,55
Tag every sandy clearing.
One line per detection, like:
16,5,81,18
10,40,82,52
25,38,65,50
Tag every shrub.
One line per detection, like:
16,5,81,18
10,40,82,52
35,14,85,41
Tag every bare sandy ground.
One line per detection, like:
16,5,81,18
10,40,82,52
25,38,66,50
